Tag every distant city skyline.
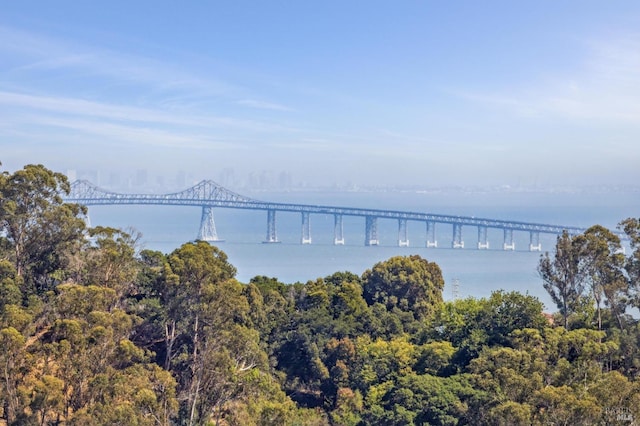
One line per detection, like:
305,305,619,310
2,2,640,188
64,166,639,196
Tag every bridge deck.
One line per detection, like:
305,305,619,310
65,179,592,236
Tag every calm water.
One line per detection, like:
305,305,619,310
86,189,639,311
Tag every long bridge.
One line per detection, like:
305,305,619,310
65,180,592,251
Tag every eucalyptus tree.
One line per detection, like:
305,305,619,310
582,225,626,330
540,225,632,330
82,226,142,300
162,241,277,425
538,231,592,328
620,218,640,309
0,164,86,295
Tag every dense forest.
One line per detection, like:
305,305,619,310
1,164,640,425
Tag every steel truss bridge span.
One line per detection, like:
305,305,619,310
65,179,590,251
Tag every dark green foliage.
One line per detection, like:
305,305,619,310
362,255,444,322
376,373,474,426
539,230,591,328
250,274,289,297
621,218,640,310
0,260,22,310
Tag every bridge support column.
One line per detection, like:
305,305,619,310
477,226,489,249
426,221,437,247
301,212,312,244
529,231,541,251
503,229,515,250
365,216,379,246
452,223,464,248
334,214,345,245
198,206,222,241
398,219,409,247
264,210,279,243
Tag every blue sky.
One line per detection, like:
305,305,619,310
1,1,640,188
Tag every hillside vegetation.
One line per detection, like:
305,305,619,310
1,164,639,425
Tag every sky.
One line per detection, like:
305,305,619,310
1,1,640,189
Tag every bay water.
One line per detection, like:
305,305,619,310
86,188,639,311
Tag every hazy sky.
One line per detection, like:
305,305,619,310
1,1,640,188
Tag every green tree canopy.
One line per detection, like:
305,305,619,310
362,255,444,322
539,231,592,328
0,164,86,295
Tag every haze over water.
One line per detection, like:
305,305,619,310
86,187,640,311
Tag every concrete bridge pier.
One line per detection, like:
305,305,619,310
264,209,279,243
334,214,345,245
452,223,464,248
365,216,379,246
301,212,312,244
426,221,437,247
477,226,489,249
398,219,409,247
529,231,541,251
503,229,515,250
198,206,222,241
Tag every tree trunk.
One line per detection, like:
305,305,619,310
188,313,200,426
164,321,177,371
594,290,602,334
562,294,569,328
3,360,18,425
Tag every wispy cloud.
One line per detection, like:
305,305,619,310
236,99,293,112
0,24,318,157
0,25,299,117
29,115,234,150
456,32,640,124
0,91,257,128
0,25,68,58
0,91,193,125
0,25,237,99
